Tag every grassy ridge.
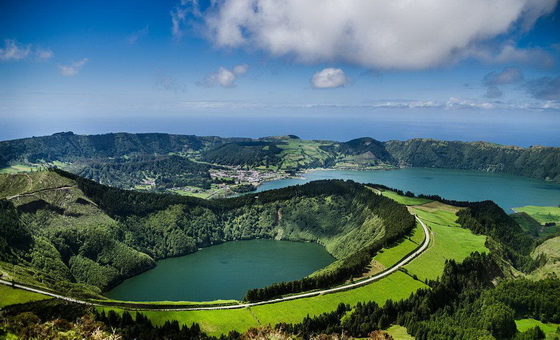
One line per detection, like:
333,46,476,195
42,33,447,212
379,189,488,281
513,206,560,225
380,190,431,206
404,207,488,281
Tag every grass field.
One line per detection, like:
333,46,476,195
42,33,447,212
0,285,52,308
92,298,239,307
0,171,75,198
515,319,560,339
381,191,431,206
403,203,488,281
374,237,419,268
0,164,38,174
530,235,560,279
385,325,414,339
275,139,331,170
513,206,560,225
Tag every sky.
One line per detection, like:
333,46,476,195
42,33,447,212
1,0,559,146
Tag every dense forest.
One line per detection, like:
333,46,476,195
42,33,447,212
0,169,413,296
201,141,284,167
385,139,560,182
1,132,559,184
0,132,239,165
71,155,212,190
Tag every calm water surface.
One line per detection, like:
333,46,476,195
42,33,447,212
106,239,334,301
257,168,560,212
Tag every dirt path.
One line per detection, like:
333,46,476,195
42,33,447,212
6,185,76,200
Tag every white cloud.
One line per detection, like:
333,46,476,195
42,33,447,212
35,48,54,61
0,39,55,62
201,64,249,87
0,39,31,61
469,42,556,69
171,6,189,40
310,68,349,89
233,63,249,75
128,25,149,45
190,0,556,69
57,58,88,77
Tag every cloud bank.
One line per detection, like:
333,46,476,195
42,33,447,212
483,67,524,86
311,68,349,88
525,75,560,100
187,0,556,69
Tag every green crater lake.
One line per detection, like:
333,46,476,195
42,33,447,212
106,239,334,302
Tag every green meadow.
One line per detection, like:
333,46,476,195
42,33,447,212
512,205,560,239
513,205,560,225
515,319,560,339
380,190,431,206
385,325,415,340
404,204,488,282
0,284,51,308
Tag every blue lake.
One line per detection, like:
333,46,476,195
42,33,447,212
256,168,560,212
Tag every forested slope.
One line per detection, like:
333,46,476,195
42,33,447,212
385,139,560,182
2,132,559,184
71,155,212,190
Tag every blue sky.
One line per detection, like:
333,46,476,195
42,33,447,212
1,0,559,146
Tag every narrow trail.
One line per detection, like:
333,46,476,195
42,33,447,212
6,185,76,200
0,215,431,312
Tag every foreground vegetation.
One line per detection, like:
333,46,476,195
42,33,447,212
2,172,559,339
3,254,558,339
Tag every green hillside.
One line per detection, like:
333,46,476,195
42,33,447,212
1,133,559,197
385,138,560,182
1,177,558,339
0,170,414,297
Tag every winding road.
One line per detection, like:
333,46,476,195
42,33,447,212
0,215,430,312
